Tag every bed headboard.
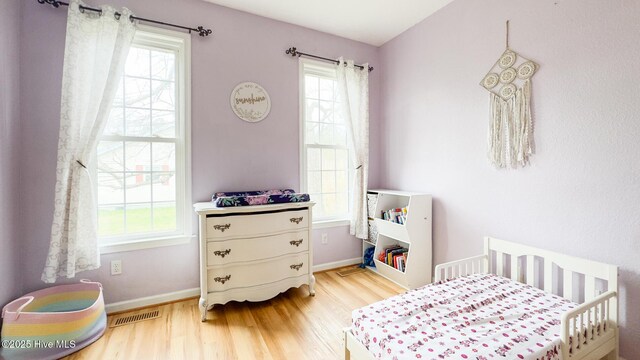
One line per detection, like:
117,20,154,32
484,236,618,305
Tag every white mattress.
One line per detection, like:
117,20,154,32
352,273,578,360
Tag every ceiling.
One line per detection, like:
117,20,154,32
202,0,454,46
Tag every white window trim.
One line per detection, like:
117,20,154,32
299,58,351,227
313,219,351,229
98,25,193,254
100,235,196,254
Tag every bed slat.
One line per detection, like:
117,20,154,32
544,259,553,294
564,270,573,302
496,252,503,276
526,255,535,286
510,256,518,281
587,308,592,342
571,317,577,354
579,312,584,351
605,298,610,330
585,275,596,302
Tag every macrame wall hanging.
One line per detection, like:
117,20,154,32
480,21,538,169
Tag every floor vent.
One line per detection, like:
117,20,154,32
337,267,366,277
110,309,160,328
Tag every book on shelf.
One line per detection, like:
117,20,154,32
394,254,407,272
379,246,395,263
390,248,407,265
379,245,401,263
378,245,408,272
381,207,408,224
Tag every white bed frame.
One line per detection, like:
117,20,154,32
344,237,619,360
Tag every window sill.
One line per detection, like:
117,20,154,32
313,219,351,229
99,234,195,254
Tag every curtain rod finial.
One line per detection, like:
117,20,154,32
38,0,61,8
197,26,213,37
285,47,300,57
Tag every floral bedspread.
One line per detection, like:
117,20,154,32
352,274,578,360
212,189,310,207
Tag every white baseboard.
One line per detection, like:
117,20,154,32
105,287,200,314
105,258,361,313
313,257,361,272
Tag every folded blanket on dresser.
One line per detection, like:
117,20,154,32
212,189,310,207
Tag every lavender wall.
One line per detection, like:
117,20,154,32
0,0,23,310
19,0,378,303
378,0,640,357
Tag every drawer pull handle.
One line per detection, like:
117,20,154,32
213,224,231,232
290,217,304,224
214,275,231,284
213,249,231,258
290,263,304,271
289,239,304,247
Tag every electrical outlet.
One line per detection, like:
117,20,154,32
111,260,122,275
321,233,328,245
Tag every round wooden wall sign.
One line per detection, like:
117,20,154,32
230,82,271,123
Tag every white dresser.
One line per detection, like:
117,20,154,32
194,201,315,321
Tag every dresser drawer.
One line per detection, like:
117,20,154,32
207,253,309,292
206,208,309,239
207,231,308,266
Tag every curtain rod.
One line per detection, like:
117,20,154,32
286,47,373,72
36,0,213,37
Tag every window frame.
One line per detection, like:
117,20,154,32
299,58,352,227
97,25,193,254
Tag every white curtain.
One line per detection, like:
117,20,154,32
336,58,369,239
42,0,136,283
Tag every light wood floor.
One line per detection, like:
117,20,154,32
64,267,404,360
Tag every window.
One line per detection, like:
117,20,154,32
96,26,191,252
300,60,351,223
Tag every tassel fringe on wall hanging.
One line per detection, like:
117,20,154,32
480,21,538,169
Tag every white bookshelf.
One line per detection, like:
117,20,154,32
362,190,432,289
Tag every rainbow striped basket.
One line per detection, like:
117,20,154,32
1,280,107,360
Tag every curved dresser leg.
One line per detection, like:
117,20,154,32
309,274,316,296
199,297,207,322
